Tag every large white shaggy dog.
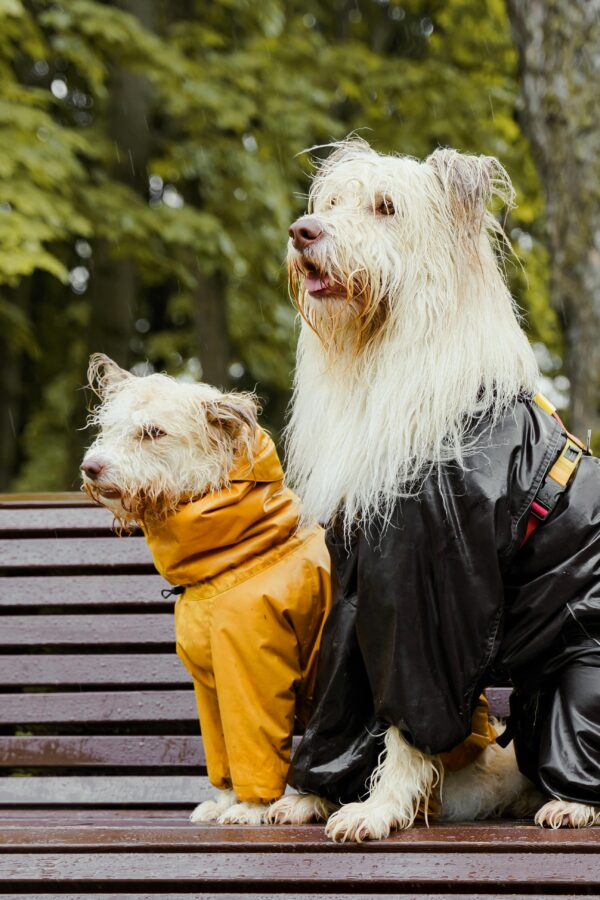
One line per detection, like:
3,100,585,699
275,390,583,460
81,355,332,825
269,139,600,840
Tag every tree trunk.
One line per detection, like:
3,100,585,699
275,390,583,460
506,0,600,435
193,272,231,389
67,0,155,477
0,318,23,491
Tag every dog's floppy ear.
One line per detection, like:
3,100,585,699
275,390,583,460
87,353,131,398
426,148,514,234
206,391,259,440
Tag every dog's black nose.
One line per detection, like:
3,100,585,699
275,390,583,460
289,216,323,251
81,457,106,480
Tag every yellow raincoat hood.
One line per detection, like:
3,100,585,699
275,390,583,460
144,428,300,587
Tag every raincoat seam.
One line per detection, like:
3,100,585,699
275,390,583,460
184,527,323,601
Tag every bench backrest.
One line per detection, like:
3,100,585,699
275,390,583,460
0,493,510,809
0,494,210,807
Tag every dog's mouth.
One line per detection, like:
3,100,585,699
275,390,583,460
301,260,345,299
82,477,122,503
98,488,122,500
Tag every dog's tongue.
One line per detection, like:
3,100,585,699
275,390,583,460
305,272,331,294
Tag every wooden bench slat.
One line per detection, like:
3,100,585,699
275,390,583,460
0,736,204,768
1,896,594,900
1,822,599,851
0,507,126,537
0,493,92,507
0,538,153,571
0,776,209,805
0,850,598,885
0,654,186,686
0,615,174,647
0,575,167,607
0,809,191,823
0,690,196,724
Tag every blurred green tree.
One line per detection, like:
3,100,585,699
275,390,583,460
0,0,559,490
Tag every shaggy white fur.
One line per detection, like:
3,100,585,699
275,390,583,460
284,139,597,839
267,792,336,825
190,789,267,825
82,354,257,525
535,799,600,829
324,727,440,842
269,725,544,841
190,788,237,823
285,138,539,534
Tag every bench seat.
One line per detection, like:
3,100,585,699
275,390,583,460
1,494,598,897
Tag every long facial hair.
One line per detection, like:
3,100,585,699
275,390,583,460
285,140,539,535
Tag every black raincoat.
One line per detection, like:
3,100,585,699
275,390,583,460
289,398,600,805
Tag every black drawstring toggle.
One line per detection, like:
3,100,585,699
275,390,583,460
161,584,186,599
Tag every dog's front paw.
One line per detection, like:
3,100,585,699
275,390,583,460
535,799,600,829
217,802,267,825
190,788,236,823
324,801,396,843
267,793,335,825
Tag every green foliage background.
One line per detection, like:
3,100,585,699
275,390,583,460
0,0,562,491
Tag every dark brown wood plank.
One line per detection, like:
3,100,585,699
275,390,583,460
0,776,210,805
0,850,598,885
0,690,195,724
0,575,168,607
0,507,124,537
1,822,600,851
0,736,203,768
0,614,174,647
0,809,192,824
0,654,186,686
0,537,153,571
5,896,588,900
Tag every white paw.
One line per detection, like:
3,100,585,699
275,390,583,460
217,801,267,825
535,798,600,829
324,801,398,843
190,788,236,823
266,793,335,825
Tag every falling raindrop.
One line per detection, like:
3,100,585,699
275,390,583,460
242,134,258,153
50,78,68,99
163,186,184,209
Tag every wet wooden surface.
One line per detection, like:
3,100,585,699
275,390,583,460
1,496,597,897
1,849,599,887
0,776,211,805
0,736,205,767
0,537,154,570
0,613,175,647
0,653,186,686
0,574,167,607
0,689,195,724
1,817,600,851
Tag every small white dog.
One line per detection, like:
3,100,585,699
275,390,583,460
81,353,332,825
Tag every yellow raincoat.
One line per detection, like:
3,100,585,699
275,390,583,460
143,427,332,804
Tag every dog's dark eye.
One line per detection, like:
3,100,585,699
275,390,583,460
375,195,395,216
141,426,166,440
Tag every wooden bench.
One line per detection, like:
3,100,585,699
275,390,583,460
1,493,599,898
